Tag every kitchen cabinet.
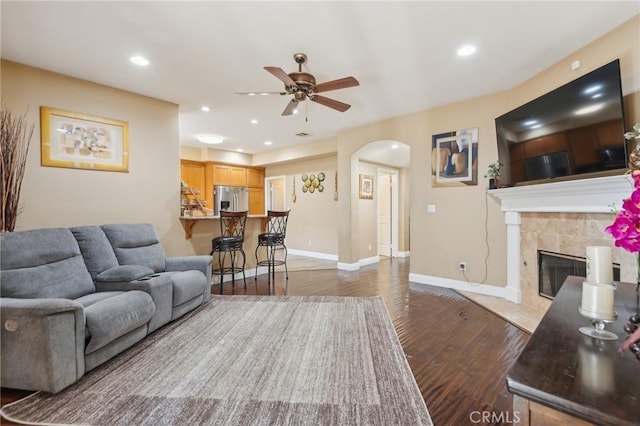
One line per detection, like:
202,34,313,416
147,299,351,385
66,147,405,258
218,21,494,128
213,165,247,186
249,187,265,215
247,168,265,188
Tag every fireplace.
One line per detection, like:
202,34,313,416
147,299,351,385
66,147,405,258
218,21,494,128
489,174,634,305
538,250,621,299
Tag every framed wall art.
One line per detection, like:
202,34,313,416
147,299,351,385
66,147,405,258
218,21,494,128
359,174,374,199
430,127,479,187
40,106,129,172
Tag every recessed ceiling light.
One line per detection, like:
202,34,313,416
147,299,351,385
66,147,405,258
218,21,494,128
197,135,224,144
201,106,210,112
523,120,538,126
457,45,476,57
391,144,399,149
248,93,257,96
251,119,258,124
236,148,244,153
293,109,299,115
264,141,272,146
530,124,543,129
130,56,149,66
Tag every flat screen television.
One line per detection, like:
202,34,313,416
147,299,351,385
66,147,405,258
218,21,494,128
495,59,627,186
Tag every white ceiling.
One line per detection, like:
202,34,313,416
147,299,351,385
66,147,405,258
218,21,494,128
2,1,638,168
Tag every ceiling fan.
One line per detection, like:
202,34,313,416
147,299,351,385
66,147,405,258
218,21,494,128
238,53,359,116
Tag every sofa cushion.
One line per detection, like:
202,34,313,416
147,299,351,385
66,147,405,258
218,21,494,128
0,228,95,299
96,265,154,283
101,224,166,273
74,291,127,309
70,226,119,280
83,290,155,354
164,271,206,306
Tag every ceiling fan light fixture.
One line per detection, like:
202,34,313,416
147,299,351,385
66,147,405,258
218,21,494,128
197,135,224,144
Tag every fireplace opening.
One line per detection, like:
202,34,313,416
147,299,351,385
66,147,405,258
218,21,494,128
538,250,621,299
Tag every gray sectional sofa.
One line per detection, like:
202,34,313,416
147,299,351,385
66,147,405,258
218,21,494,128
0,223,212,393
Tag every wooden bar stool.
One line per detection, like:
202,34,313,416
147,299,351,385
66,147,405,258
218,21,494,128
210,210,248,293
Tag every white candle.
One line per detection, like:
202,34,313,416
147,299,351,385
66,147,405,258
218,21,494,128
586,246,613,284
580,281,615,319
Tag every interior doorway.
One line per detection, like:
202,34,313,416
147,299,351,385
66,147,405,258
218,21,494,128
377,168,399,258
265,175,286,211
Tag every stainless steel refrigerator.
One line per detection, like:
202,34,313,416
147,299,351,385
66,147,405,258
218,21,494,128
213,186,249,216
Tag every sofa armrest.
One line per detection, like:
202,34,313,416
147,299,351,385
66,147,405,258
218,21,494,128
166,255,212,275
1,297,85,393
166,255,212,302
95,274,173,333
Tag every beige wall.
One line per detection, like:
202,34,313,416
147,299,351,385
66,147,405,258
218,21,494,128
1,60,195,256
266,155,338,255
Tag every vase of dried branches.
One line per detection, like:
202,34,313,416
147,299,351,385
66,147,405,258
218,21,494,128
1,107,34,232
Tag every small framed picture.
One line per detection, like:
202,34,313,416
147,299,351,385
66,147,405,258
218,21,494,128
359,174,374,199
40,106,129,172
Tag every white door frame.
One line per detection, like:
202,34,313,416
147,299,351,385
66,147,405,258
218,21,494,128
264,175,287,211
376,167,399,257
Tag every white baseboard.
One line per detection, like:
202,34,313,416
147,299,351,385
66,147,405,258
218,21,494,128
395,251,410,258
287,249,338,261
359,256,379,267
408,272,508,299
337,262,359,271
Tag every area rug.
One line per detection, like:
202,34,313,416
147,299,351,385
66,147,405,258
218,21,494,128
2,295,432,425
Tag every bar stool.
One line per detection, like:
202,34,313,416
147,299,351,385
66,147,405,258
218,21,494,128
210,210,248,294
255,210,290,286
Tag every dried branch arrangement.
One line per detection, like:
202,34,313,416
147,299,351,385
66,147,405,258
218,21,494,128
1,107,34,232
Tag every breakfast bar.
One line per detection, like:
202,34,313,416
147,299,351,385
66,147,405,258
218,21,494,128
506,276,640,425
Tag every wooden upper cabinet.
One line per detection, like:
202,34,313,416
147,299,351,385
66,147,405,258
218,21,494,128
247,168,265,188
180,160,205,191
213,165,247,186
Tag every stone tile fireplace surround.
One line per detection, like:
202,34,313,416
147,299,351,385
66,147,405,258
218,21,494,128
491,175,637,313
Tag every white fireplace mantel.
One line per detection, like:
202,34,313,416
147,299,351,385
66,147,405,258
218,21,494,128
489,174,632,213
488,174,632,304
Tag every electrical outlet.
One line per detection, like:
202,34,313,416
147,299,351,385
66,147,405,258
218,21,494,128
368,244,372,251
308,240,312,246
459,262,467,271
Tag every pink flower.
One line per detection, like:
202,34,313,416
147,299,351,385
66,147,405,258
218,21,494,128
605,180,640,253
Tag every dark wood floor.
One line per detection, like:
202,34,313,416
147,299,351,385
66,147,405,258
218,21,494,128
1,257,530,425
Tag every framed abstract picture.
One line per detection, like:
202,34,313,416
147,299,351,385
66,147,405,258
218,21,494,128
40,106,129,172
431,127,479,187
359,174,374,199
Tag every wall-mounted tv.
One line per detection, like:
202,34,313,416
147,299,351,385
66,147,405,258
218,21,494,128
495,59,627,187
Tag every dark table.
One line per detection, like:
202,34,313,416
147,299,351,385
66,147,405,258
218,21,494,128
507,276,640,425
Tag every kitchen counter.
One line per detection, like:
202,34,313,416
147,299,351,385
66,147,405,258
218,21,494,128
179,215,267,239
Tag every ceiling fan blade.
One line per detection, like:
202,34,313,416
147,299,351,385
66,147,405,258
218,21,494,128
234,91,287,96
311,95,351,112
264,66,296,88
282,99,299,116
315,76,359,93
